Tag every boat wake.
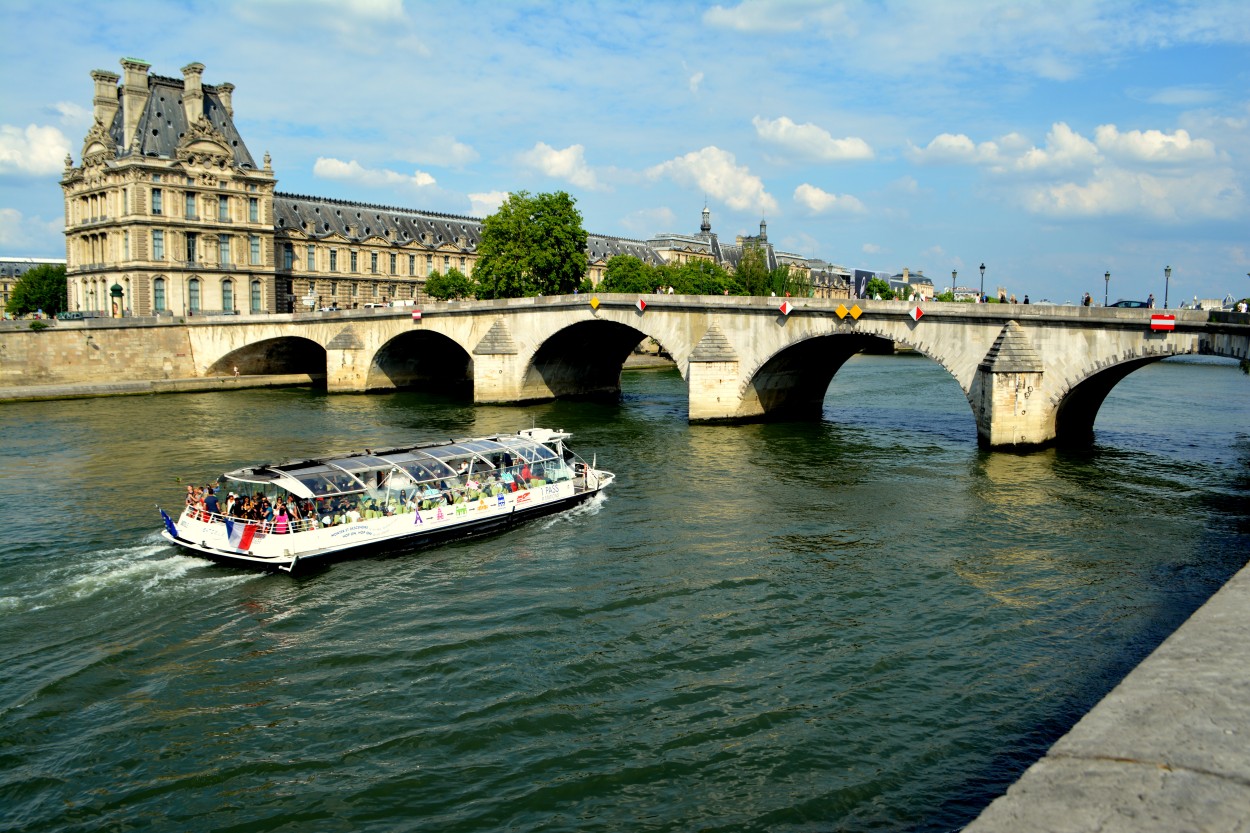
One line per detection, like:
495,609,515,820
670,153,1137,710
1,536,252,614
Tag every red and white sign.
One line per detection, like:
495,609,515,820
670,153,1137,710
1150,314,1175,331
412,310,422,322
636,298,647,312
779,301,792,316
909,306,924,322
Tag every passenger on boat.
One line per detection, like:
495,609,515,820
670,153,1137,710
203,488,220,518
273,506,290,534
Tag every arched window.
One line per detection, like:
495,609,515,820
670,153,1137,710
250,279,262,312
153,277,166,312
188,277,201,312
222,279,234,312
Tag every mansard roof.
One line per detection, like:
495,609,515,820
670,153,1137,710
114,74,257,169
275,192,664,264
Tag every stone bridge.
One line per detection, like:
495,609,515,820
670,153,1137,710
176,294,1249,449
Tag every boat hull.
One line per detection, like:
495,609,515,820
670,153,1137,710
162,477,610,574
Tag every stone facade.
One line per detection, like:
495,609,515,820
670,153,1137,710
62,60,826,317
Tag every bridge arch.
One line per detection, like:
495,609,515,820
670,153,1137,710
520,319,655,401
1053,356,1166,446
207,336,325,378
737,332,895,420
367,330,472,394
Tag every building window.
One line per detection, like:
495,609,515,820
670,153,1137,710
426,254,433,275
185,232,197,264
283,243,294,271
370,252,378,273
153,277,166,312
408,254,415,275
351,282,358,297
390,253,397,275
371,283,378,297
306,245,315,272
188,277,201,312
249,235,261,266
124,231,130,260
152,230,164,260
151,188,162,215
248,197,259,223
444,255,450,271
184,192,197,220
222,279,234,311
218,196,229,222
329,249,338,272
251,279,262,312
350,251,358,272
219,234,230,266
460,257,466,272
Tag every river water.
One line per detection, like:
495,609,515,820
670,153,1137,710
1,354,1247,832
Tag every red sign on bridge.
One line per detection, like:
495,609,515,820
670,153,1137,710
1150,314,1175,331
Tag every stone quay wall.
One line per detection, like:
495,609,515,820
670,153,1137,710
0,321,198,388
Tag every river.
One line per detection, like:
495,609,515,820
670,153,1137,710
1,354,1247,832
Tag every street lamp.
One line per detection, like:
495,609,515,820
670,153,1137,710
979,263,985,302
1164,265,1171,309
951,269,957,299
1104,271,1111,306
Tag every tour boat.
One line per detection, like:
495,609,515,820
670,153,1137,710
158,428,613,573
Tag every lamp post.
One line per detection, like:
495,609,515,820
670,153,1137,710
1164,265,1171,309
1104,270,1110,307
979,263,985,302
951,269,957,299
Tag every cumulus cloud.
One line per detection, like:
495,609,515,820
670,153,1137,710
793,183,865,214
0,207,62,250
313,157,436,189
908,132,1002,166
519,142,602,190
689,71,704,93
647,146,778,214
406,135,479,168
0,123,71,176
1093,125,1217,164
1023,167,1243,222
468,190,508,217
1014,123,1099,172
753,116,873,162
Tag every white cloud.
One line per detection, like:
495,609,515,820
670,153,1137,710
862,242,883,254
647,146,778,214
1014,123,1099,172
689,71,704,93
753,116,873,162
908,133,1002,166
704,0,849,34
0,207,62,250
1093,125,1217,164
468,190,508,217
406,135,479,168
53,102,90,129
312,157,436,189
621,206,678,235
0,123,71,176
519,142,602,190
793,183,865,214
1023,166,1243,222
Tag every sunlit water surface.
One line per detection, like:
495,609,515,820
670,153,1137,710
1,354,1246,832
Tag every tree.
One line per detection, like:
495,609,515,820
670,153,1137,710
735,245,771,295
864,277,895,300
599,255,657,294
474,191,588,299
424,267,475,301
6,263,67,317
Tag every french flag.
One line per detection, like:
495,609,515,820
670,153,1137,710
225,519,258,551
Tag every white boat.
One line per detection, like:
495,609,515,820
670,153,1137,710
159,428,613,573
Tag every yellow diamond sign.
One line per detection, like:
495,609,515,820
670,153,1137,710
850,304,863,320
836,303,848,319
589,296,600,310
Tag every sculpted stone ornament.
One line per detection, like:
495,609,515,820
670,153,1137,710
80,118,117,167
176,116,232,168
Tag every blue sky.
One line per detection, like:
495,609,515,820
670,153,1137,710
2,0,1248,304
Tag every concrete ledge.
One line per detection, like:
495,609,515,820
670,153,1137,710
0,373,321,402
964,559,1250,831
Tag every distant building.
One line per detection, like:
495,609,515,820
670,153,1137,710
1,256,66,312
61,59,822,316
888,267,934,300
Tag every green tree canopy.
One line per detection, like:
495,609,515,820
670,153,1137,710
664,260,741,295
735,245,771,295
598,255,658,294
423,267,475,301
6,263,67,317
864,276,895,300
474,191,589,299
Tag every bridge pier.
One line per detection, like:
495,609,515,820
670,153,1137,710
969,322,1054,448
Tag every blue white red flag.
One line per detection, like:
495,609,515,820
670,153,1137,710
225,519,258,551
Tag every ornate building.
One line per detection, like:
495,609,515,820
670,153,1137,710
61,60,823,316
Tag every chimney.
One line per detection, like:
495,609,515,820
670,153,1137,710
91,69,120,127
120,58,150,152
216,82,234,117
181,62,205,124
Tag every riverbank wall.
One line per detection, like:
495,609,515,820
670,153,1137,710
0,319,199,388
963,555,1250,831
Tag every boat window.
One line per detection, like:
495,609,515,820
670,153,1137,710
278,463,367,496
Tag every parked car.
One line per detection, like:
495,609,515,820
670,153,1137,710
1108,299,1149,308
